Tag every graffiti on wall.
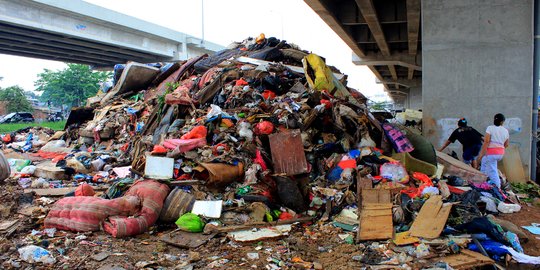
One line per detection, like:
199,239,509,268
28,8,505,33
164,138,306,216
436,118,460,148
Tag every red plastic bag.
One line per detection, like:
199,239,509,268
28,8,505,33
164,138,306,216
262,90,276,100
181,126,207,140
254,121,274,135
2,134,11,143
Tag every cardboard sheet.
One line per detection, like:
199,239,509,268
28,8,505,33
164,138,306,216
409,195,452,239
357,189,393,241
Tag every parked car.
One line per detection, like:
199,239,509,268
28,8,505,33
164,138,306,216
0,112,35,124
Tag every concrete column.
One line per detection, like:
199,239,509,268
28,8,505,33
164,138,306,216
422,0,534,175
408,86,422,110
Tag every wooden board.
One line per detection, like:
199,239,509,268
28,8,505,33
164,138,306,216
409,195,452,239
501,144,527,183
0,220,18,231
268,130,308,176
160,230,216,249
358,189,393,241
436,151,487,183
440,250,494,270
34,163,68,180
25,186,107,196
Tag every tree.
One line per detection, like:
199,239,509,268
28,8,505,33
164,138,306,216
34,64,111,107
0,86,33,113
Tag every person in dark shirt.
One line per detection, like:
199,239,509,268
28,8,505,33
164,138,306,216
439,118,484,168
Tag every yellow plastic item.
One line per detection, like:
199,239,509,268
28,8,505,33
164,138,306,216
256,33,266,44
392,152,437,177
303,54,335,91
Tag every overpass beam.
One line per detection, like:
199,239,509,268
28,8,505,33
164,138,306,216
352,52,422,70
376,79,421,88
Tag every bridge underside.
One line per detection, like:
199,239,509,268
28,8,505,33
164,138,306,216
0,0,223,67
304,0,421,104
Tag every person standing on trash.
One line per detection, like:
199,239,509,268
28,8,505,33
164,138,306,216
477,113,509,188
438,118,484,168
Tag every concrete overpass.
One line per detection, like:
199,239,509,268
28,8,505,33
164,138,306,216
0,0,224,67
305,0,422,109
306,0,535,178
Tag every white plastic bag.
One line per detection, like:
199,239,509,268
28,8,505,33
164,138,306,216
18,245,56,264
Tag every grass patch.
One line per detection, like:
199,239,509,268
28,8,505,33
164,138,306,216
0,121,66,133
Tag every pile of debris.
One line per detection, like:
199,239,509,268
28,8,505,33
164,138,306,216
1,34,539,269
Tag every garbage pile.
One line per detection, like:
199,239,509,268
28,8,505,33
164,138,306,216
1,34,539,269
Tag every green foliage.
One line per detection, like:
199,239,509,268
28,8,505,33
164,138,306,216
0,86,33,113
34,64,111,107
0,121,66,133
511,182,540,202
370,101,391,111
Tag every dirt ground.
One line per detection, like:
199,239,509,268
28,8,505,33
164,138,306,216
2,175,540,270
499,204,540,256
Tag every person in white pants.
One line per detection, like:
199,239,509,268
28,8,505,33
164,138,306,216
477,113,509,188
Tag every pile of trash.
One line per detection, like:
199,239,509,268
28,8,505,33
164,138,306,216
1,34,539,269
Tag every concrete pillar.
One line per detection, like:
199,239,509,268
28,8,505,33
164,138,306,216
408,86,422,110
422,0,534,175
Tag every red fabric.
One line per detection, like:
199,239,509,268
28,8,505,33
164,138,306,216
152,145,168,154
180,126,207,140
165,77,197,105
446,184,466,195
163,138,206,152
254,121,274,135
279,212,293,220
75,183,95,196
401,172,435,198
254,150,268,171
103,180,170,237
235,78,248,86
338,159,356,169
320,99,332,109
30,151,68,161
262,90,276,100
44,196,140,232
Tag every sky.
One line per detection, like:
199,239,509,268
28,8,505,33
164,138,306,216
0,0,388,101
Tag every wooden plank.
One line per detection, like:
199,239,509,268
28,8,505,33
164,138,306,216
355,0,390,56
436,151,488,183
34,164,68,180
409,195,452,239
440,250,494,270
501,144,528,183
362,189,391,204
358,204,393,240
268,130,308,176
161,230,216,249
25,186,107,196
358,189,393,241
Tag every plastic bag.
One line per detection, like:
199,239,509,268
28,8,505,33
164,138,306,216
175,213,205,233
237,122,253,141
8,159,31,172
380,162,409,184
20,165,37,175
41,140,67,152
181,126,207,140
254,121,274,135
498,202,521,214
206,104,224,119
18,245,56,264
